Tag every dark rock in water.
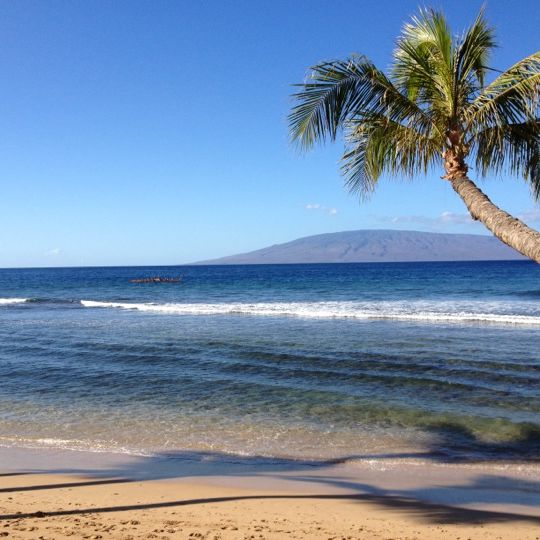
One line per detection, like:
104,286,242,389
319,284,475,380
194,229,526,264
129,277,182,284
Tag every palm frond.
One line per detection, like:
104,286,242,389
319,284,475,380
289,56,439,150
466,52,540,130
341,115,440,196
392,8,454,115
453,7,495,92
473,120,540,198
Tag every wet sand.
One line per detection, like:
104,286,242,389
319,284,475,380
1,447,539,539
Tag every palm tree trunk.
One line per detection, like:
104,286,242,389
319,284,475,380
449,175,540,263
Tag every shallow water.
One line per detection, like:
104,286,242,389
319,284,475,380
0,261,539,462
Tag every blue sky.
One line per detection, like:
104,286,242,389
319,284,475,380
1,0,539,267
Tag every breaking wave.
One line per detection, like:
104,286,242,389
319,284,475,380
0,298,28,305
80,299,540,326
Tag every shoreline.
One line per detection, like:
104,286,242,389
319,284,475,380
2,441,539,473
1,445,539,539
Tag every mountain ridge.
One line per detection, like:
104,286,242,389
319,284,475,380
194,229,525,264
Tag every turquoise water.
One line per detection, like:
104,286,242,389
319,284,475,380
0,261,539,462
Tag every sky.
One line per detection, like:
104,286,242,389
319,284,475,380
0,0,539,267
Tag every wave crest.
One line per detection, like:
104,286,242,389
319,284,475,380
0,298,28,305
80,299,540,326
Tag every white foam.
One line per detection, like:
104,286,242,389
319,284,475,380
0,436,150,456
0,297,27,305
80,299,540,326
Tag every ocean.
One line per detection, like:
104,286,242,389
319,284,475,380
0,261,539,464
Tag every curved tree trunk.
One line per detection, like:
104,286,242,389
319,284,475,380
449,175,540,263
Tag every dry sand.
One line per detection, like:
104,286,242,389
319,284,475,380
1,447,539,539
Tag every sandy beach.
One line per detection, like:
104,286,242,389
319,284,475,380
1,447,539,539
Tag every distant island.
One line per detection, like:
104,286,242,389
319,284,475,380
195,229,526,265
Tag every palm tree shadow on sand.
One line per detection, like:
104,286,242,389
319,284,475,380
1,421,539,526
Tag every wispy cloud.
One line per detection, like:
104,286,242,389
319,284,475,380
377,208,540,230
45,248,62,256
518,208,540,223
377,211,476,230
305,203,338,216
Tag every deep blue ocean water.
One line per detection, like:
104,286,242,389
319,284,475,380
0,261,539,462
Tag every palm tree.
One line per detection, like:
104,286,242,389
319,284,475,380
289,8,540,262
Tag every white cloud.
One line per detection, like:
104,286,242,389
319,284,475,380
437,211,475,225
377,211,476,230
305,203,338,216
45,248,62,256
379,208,540,229
518,208,540,223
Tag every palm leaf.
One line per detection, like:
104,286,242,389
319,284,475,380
342,115,440,196
392,8,454,116
473,120,540,198
289,56,439,150
453,7,495,91
466,52,540,130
